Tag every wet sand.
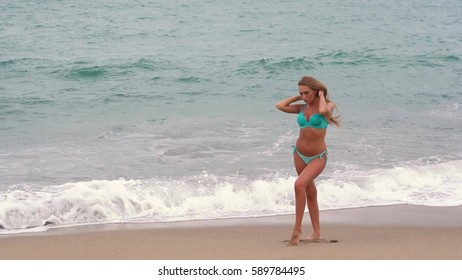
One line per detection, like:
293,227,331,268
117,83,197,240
1,205,461,260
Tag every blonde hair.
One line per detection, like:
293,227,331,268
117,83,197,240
298,76,341,127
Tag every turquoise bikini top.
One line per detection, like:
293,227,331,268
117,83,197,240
297,106,328,129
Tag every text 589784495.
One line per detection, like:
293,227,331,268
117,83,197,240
251,266,305,276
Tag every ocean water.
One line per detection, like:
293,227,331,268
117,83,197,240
1,0,461,233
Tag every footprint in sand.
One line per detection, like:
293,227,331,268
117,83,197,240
283,239,338,244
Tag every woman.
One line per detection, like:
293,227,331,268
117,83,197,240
276,76,340,245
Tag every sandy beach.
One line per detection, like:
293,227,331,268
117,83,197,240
1,205,461,260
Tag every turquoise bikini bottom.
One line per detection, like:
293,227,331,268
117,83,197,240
292,146,327,165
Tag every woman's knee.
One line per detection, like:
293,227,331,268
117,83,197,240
294,179,306,193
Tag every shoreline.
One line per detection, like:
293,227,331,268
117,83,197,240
1,205,461,260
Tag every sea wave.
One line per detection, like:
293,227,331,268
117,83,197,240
60,58,180,80
237,57,315,76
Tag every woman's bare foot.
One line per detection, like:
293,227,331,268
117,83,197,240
289,229,302,246
304,232,321,241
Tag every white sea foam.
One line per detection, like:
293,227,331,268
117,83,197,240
1,160,461,233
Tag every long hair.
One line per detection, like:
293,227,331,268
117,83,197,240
298,76,341,127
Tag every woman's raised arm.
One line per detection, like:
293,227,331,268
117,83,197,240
275,95,302,113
